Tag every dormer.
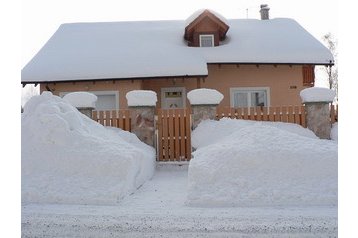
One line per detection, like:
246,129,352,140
184,9,230,47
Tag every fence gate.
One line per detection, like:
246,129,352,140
156,108,192,161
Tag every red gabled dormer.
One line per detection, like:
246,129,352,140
184,9,230,47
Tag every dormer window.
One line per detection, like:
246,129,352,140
199,34,214,47
184,9,229,47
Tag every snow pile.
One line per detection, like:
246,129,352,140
22,92,155,205
300,87,336,103
187,88,224,105
63,91,97,108
191,118,317,149
331,122,338,141
188,118,337,207
126,90,157,107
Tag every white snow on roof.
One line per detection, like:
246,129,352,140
187,88,224,105
22,18,333,83
63,91,97,108
300,87,336,103
126,90,157,107
184,9,229,27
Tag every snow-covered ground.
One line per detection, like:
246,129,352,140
21,93,337,237
22,164,337,237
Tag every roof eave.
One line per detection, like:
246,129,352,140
21,74,209,85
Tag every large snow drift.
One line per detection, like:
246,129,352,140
22,92,155,205
188,118,337,207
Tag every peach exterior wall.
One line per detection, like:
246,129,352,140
40,64,309,108
40,80,142,109
203,64,308,108
142,64,308,108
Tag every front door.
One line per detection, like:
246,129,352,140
161,87,186,109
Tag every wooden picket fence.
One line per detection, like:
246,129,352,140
217,106,307,127
92,110,131,131
91,104,338,162
157,108,192,161
330,104,338,123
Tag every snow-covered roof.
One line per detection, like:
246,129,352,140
22,18,334,83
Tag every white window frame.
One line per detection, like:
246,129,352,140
230,87,270,108
161,87,186,109
59,90,120,110
199,34,214,47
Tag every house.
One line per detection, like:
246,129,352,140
21,5,334,110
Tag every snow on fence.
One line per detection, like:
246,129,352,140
157,108,192,161
92,110,131,131
217,106,307,127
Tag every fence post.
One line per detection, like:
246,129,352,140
187,89,224,130
300,87,336,139
126,90,157,147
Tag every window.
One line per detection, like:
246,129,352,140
302,65,315,86
230,87,270,108
199,34,214,47
95,94,116,110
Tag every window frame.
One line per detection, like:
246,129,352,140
59,90,119,110
230,87,271,108
199,34,214,47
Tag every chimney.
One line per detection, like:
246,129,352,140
260,4,270,20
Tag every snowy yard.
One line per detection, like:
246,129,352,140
21,92,338,237
22,164,337,237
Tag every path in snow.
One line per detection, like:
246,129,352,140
22,164,337,237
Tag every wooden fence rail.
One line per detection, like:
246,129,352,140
92,110,131,131
217,106,307,127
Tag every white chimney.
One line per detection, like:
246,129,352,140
260,4,270,20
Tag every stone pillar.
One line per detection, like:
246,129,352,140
304,102,331,139
300,87,336,140
129,106,156,147
77,107,94,118
191,104,218,130
126,90,157,147
187,88,224,130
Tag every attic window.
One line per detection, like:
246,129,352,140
184,9,229,47
199,34,214,47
